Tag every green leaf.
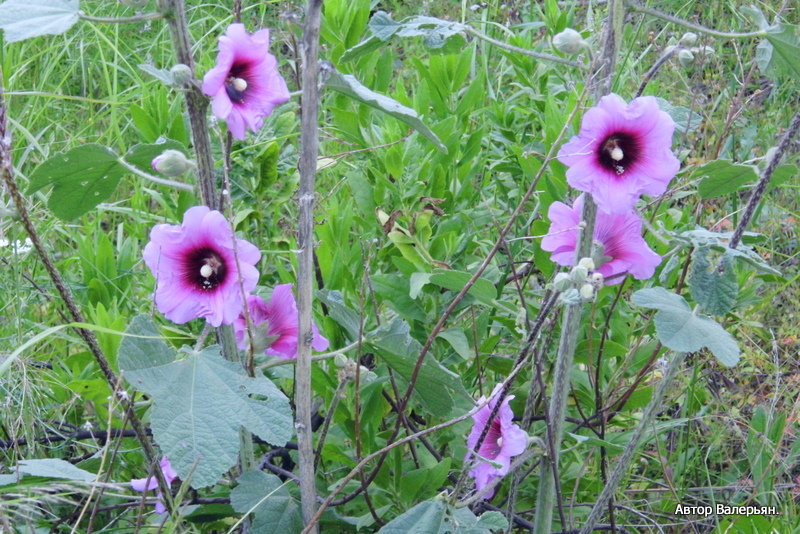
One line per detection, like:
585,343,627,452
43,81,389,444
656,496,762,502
325,68,447,152
395,15,467,51
368,318,468,416
411,269,497,306
118,316,293,488
379,499,447,533
655,97,700,135
758,24,800,78
693,160,758,199
230,471,303,534
0,0,79,43
438,328,472,360
670,227,781,276
632,288,740,367
124,140,188,175
26,144,126,220
369,11,402,41
17,459,95,482
689,247,738,315
317,289,361,340
379,499,508,534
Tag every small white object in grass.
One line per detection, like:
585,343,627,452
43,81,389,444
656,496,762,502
552,28,588,55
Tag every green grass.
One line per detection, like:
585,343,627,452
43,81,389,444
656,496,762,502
0,0,798,532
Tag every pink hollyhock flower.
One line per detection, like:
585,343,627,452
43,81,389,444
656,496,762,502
557,93,680,214
130,456,178,514
143,206,261,327
465,385,527,498
201,23,290,140
233,284,329,359
541,194,661,285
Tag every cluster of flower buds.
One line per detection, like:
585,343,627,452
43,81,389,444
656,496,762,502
334,354,376,383
553,257,605,304
664,33,715,68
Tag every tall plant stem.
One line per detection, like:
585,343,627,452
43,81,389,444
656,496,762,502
579,352,685,534
0,78,173,512
532,1,622,532
156,0,217,208
297,0,325,530
729,108,800,250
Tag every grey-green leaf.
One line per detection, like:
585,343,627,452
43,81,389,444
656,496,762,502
325,68,446,152
693,160,758,199
762,24,800,78
26,144,126,220
689,247,738,315
119,316,293,488
632,288,740,367
0,0,79,43
18,459,95,482
231,471,303,534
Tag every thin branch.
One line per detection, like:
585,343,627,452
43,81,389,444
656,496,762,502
117,157,194,192
625,0,766,39
465,26,581,68
296,0,325,530
78,12,164,24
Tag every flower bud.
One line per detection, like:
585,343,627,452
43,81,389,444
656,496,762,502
578,257,595,271
334,353,347,367
692,45,715,58
677,49,695,68
151,149,194,176
579,283,595,300
590,272,604,288
571,265,588,281
553,272,572,291
678,32,698,47
552,28,588,55
170,63,193,86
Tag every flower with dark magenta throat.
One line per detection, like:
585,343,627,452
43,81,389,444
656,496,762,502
541,194,661,285
202,23,290,140
557,93,680,214
465,385,527,498
233,284,329,359
143,206,260,327
130,456,177,514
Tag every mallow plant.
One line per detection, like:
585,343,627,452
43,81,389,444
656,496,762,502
0,0,798,532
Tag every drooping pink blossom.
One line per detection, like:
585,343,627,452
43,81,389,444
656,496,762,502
465,385,527,498
541,194,661,285
557,93,680,213
233,284,329,359
130,456,178,514
202,23,290,140
143,206,260,327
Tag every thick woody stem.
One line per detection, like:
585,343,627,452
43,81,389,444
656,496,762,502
296,0,325,530
533,1,622,532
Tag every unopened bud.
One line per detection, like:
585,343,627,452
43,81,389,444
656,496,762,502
334,353,347,367
553,272,571,291
692,45,715,58
677,49,695,68
170,63,193,86
590,272,604,288
571,265,588,281
578,257,595,271
151,149,194,176
580,283,595,300
553,28,588,55
678,32,698,47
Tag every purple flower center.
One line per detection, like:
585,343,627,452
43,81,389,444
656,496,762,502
598,132,640,176
480,418,504,459
225,64,250,103
184,247,227,291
